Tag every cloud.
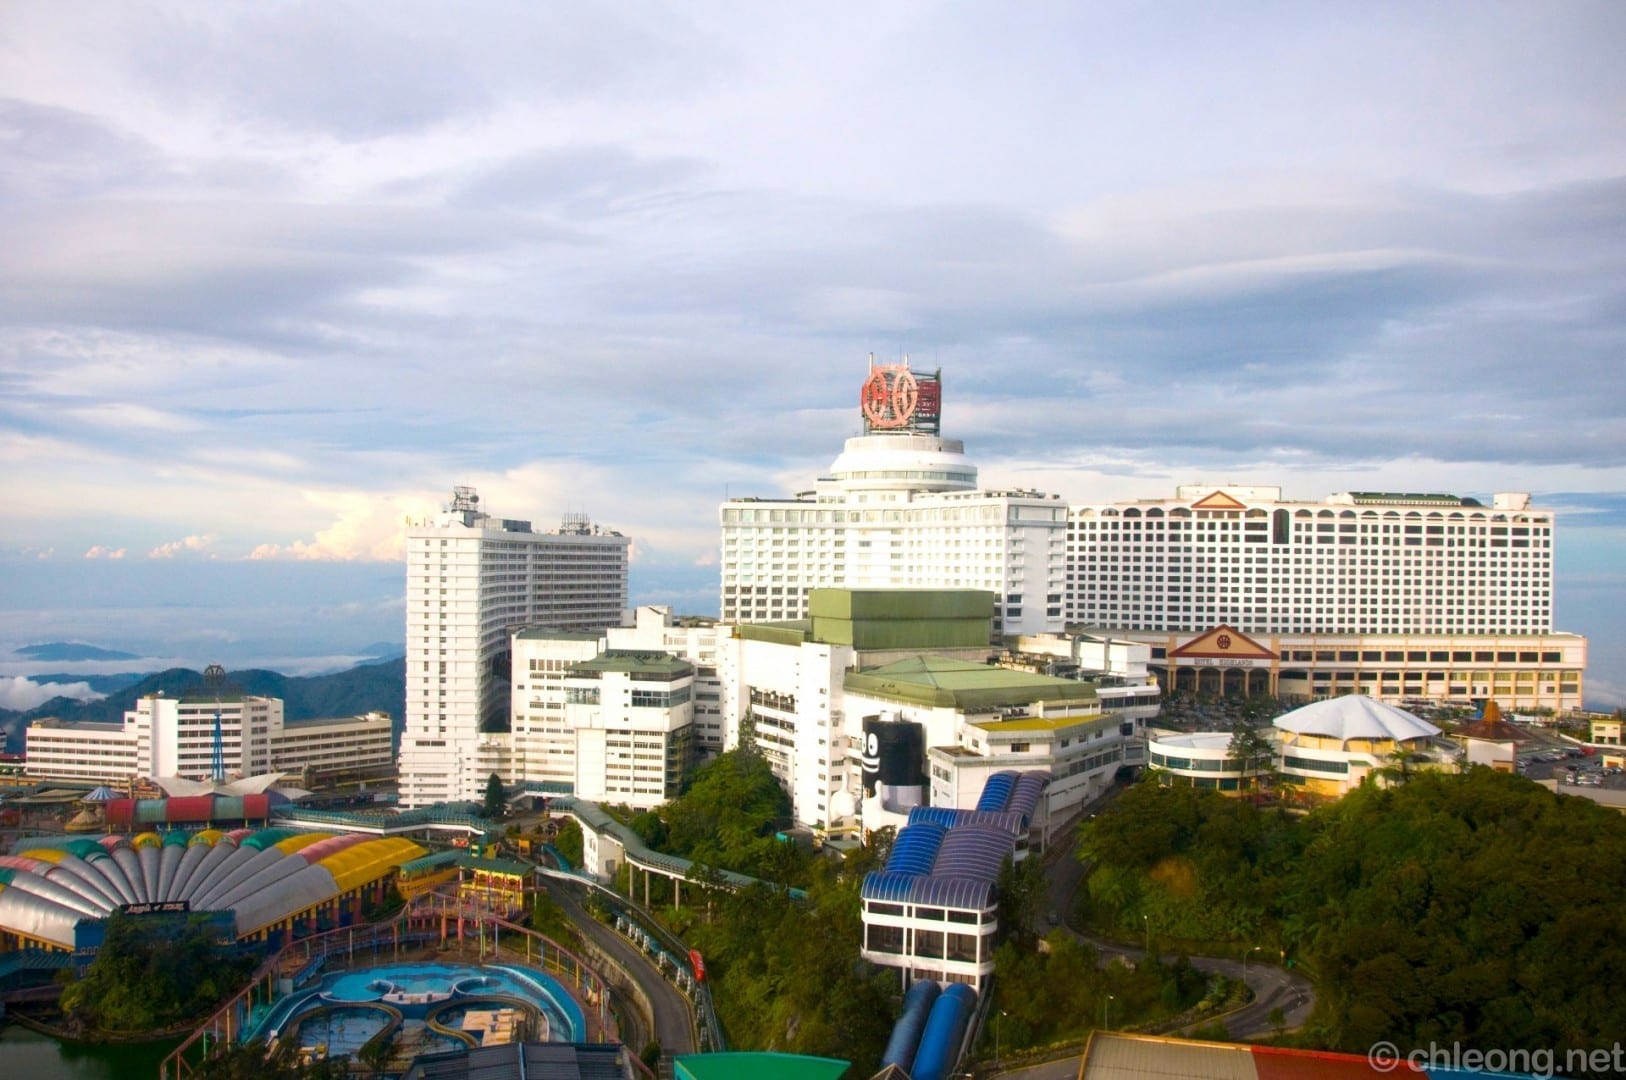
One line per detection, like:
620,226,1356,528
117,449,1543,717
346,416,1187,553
148,534,214,559
250,491,439,561
84,545,126,559
0,4,1621,687
0,675,103,711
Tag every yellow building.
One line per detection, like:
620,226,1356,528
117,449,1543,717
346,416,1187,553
1273,696,1460,801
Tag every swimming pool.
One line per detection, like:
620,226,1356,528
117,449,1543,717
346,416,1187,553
259,962,585,1047
291,1004,395,1058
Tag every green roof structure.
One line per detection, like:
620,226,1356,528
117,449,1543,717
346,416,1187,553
736,620,813,646
569,650,693,678
674,1052,850,1080
514,627,602,642
844,655,1098,710
809,587,994,650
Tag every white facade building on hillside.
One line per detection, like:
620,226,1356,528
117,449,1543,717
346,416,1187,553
508,606,723,800
398,486,630,808
606,606,726,763
508,629,695,808
720,364,1067,636
559,650,695,808
714,589,1147,834
1066,485,1586,709
510,628,605,792
719,627,855,825
24,693,393,785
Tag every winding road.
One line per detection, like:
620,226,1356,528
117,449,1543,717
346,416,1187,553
985,805,1318,1079
548,876,698,1059
1042,842,1316,1039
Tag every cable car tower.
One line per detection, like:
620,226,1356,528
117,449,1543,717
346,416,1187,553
203,663,228,783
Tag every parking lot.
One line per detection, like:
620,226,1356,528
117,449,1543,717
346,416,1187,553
1517,743,1626,789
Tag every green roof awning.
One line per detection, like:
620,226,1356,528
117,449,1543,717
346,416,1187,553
674,1052,850,1080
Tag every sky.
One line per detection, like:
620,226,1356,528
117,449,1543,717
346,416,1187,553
0,2,1622,706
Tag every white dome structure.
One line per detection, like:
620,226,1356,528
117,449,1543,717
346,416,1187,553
825,434,978,493
1273,695,1456,800
1273,696,1441,746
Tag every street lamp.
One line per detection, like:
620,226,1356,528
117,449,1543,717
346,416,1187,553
1102,994,1114,1031
996,1010,1007,1065
1142,913,1150,954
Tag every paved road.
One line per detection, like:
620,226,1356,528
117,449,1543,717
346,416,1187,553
549,877,697,1057
1039,795,1316,1039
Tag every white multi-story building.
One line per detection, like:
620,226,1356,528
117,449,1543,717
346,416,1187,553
267,712,396,782
721,626,854,824
606,607,726,763
511,628,607,792
720,364,1067,636
398,487,630,808
716,588,1142,834
559,650,694,808
1066,485,1586,709
508,608,720,801
24,693,393,785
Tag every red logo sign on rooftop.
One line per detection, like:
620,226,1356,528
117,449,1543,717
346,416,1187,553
860,362,942,435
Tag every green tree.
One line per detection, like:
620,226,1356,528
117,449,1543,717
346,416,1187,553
1227,715,1276,790
553,817,584,867
660,749,800,883
996,854,1047,946
60,912,256,1034
481,772,506,818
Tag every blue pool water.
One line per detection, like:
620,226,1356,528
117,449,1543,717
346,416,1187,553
292,1005,392,1057
258,962,584,1045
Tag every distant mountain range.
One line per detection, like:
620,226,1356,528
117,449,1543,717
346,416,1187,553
0,657,406,754
15,642,142,662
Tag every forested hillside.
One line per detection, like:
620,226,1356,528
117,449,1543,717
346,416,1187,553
1078,770,1626,1056
608,749,897,1067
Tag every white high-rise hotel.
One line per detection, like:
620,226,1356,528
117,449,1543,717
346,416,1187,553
719,366,1586,711
720,364,1067,636
397,487,630,807
1068,485,1586,708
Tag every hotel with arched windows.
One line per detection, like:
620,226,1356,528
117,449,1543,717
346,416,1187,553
1066,485,1585,710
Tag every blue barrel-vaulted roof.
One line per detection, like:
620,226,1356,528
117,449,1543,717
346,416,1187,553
969,769,1051,826
1007,773,1048,824
886,821,946,876
975,772,1017,812
932,826,1015,883
905,805,1025,836
862,771,1050,911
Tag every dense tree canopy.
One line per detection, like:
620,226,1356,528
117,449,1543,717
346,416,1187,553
664,857,896,1069
660,749,803,883
633,750,888,1069
1078,769,1626,1056
992,933,1209,1051
60,912,257,1033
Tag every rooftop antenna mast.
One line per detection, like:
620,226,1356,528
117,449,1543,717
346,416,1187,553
203,663,228,783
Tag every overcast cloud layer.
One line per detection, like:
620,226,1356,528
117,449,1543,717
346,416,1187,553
1,2,1623,703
